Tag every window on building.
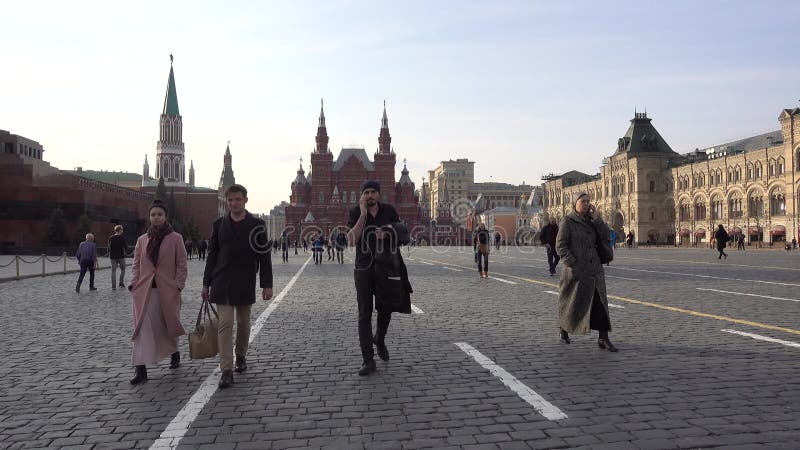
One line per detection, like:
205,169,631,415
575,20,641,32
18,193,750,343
771,193,786,215
778,159,784,174
649,180,655,192
748,195,764,218
694,202,706,220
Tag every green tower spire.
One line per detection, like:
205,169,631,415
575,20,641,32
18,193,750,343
162,54,180,116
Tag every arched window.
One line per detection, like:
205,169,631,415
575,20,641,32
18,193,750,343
777,158,785,174
748,192,764,218
771,191,786,215
694,200,706,220
729,194,743,218
710,196,723,220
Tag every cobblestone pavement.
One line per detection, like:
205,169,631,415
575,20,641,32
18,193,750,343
1,247,799,449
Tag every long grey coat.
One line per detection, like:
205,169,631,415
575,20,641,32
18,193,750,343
555,211,612,334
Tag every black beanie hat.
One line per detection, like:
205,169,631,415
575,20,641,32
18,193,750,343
360,180,381,193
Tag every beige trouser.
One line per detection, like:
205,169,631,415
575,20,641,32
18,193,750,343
216,304,252,371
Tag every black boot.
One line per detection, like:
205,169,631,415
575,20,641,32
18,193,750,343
559,329,570,344
130,365,147,384
219,369,234,389
234,355,247,373
358,359,377,376
75,282,80,293
169,352,180,369
374,337,389,361
598,331,618,352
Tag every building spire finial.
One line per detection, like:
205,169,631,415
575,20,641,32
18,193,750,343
170,53,173,64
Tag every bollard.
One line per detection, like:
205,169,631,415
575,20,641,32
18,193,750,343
42,254,46,277
15,255,20,280
63,252,67,274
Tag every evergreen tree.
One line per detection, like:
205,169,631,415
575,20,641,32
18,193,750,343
45,207,69,247
184,217,201,243
74,213,92,246
155,177,167,203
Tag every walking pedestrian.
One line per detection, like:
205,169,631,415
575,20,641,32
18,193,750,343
197,238,207,260
609,229,617,249
737,233,746,251
474,223,490,278
185,240,194,260
127,199,187,384
494,232,501,250
75,233,98,292
326,236,334,261
714,224,729,259
280,231,289,263
335,230,346,264
312,233,324,264
303,238,308,253
202,184,273,389
540,217,560,276
556,192,618,352
108,225,128,290
347,180,411,376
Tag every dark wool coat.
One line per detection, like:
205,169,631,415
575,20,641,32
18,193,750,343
203,212,273,305
555,211,612,334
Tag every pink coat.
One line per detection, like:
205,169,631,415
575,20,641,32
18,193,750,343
129,231,188,340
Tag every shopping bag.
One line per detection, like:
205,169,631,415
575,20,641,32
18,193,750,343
189,298,219,359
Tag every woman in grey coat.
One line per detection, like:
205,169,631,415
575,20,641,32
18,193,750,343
556,192,618,352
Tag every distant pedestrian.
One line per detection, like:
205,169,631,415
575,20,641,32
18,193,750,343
312,234,324,264
540,217,560,276
494,232,501,250
303,238,308,253
202,184,273,389
626,231,634,248
280,232,289,263
197,238,207,260
185,240,194,260
737,233,745,251
108,225,128,290
335,230,347,264
474,223,491,278
715,224,729,259
609,229,617,249
75,233,98,292
326,236,334,261
127,199,187,384
793,238,797,249
556,192,617,352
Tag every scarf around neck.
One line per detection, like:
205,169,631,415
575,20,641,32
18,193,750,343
146,222,174,266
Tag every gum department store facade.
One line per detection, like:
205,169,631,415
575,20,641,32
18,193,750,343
543,104,800,246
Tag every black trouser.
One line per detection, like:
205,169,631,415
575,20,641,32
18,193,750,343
546,246,560,274
354,268,391,363
198,249,206,260
282,247,288,262
336,249,344,264
77,260,95,287
477,251,488,273
589,289,611,333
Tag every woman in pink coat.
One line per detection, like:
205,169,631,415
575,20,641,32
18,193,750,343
128,200,188,384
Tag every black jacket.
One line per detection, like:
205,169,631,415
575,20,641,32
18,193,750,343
203,212,273,305
540,223,558,247
108,234,128,259
374,222,412,314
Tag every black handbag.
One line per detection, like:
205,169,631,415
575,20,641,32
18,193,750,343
593,223,614,264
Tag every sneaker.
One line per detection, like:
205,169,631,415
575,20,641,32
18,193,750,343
234,355,247,373
119,282,125,288
89,286,98,291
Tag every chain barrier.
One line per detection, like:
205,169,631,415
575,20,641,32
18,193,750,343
17,255,44,264
0,258,17,268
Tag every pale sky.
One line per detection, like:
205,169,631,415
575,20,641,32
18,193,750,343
3,1,799,213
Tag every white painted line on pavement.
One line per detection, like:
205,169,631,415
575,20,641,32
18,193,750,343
609,266,800,287
418,260,435,266
697,288,800,303
489,276,517,285
721,329,800,349
607,275,640,281
411,304,425,314
545,290,559,295
455,343,567,420
150,256,313,450
442,266,463,272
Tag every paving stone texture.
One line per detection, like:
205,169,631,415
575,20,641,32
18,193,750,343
1,246,799,449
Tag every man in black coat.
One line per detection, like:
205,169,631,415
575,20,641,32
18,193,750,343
202,184,273,389
540,217,560,276
348,180,410,376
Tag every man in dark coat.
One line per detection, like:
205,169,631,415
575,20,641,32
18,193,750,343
540,217,560,276
202,184,273,389
347,180,411,376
